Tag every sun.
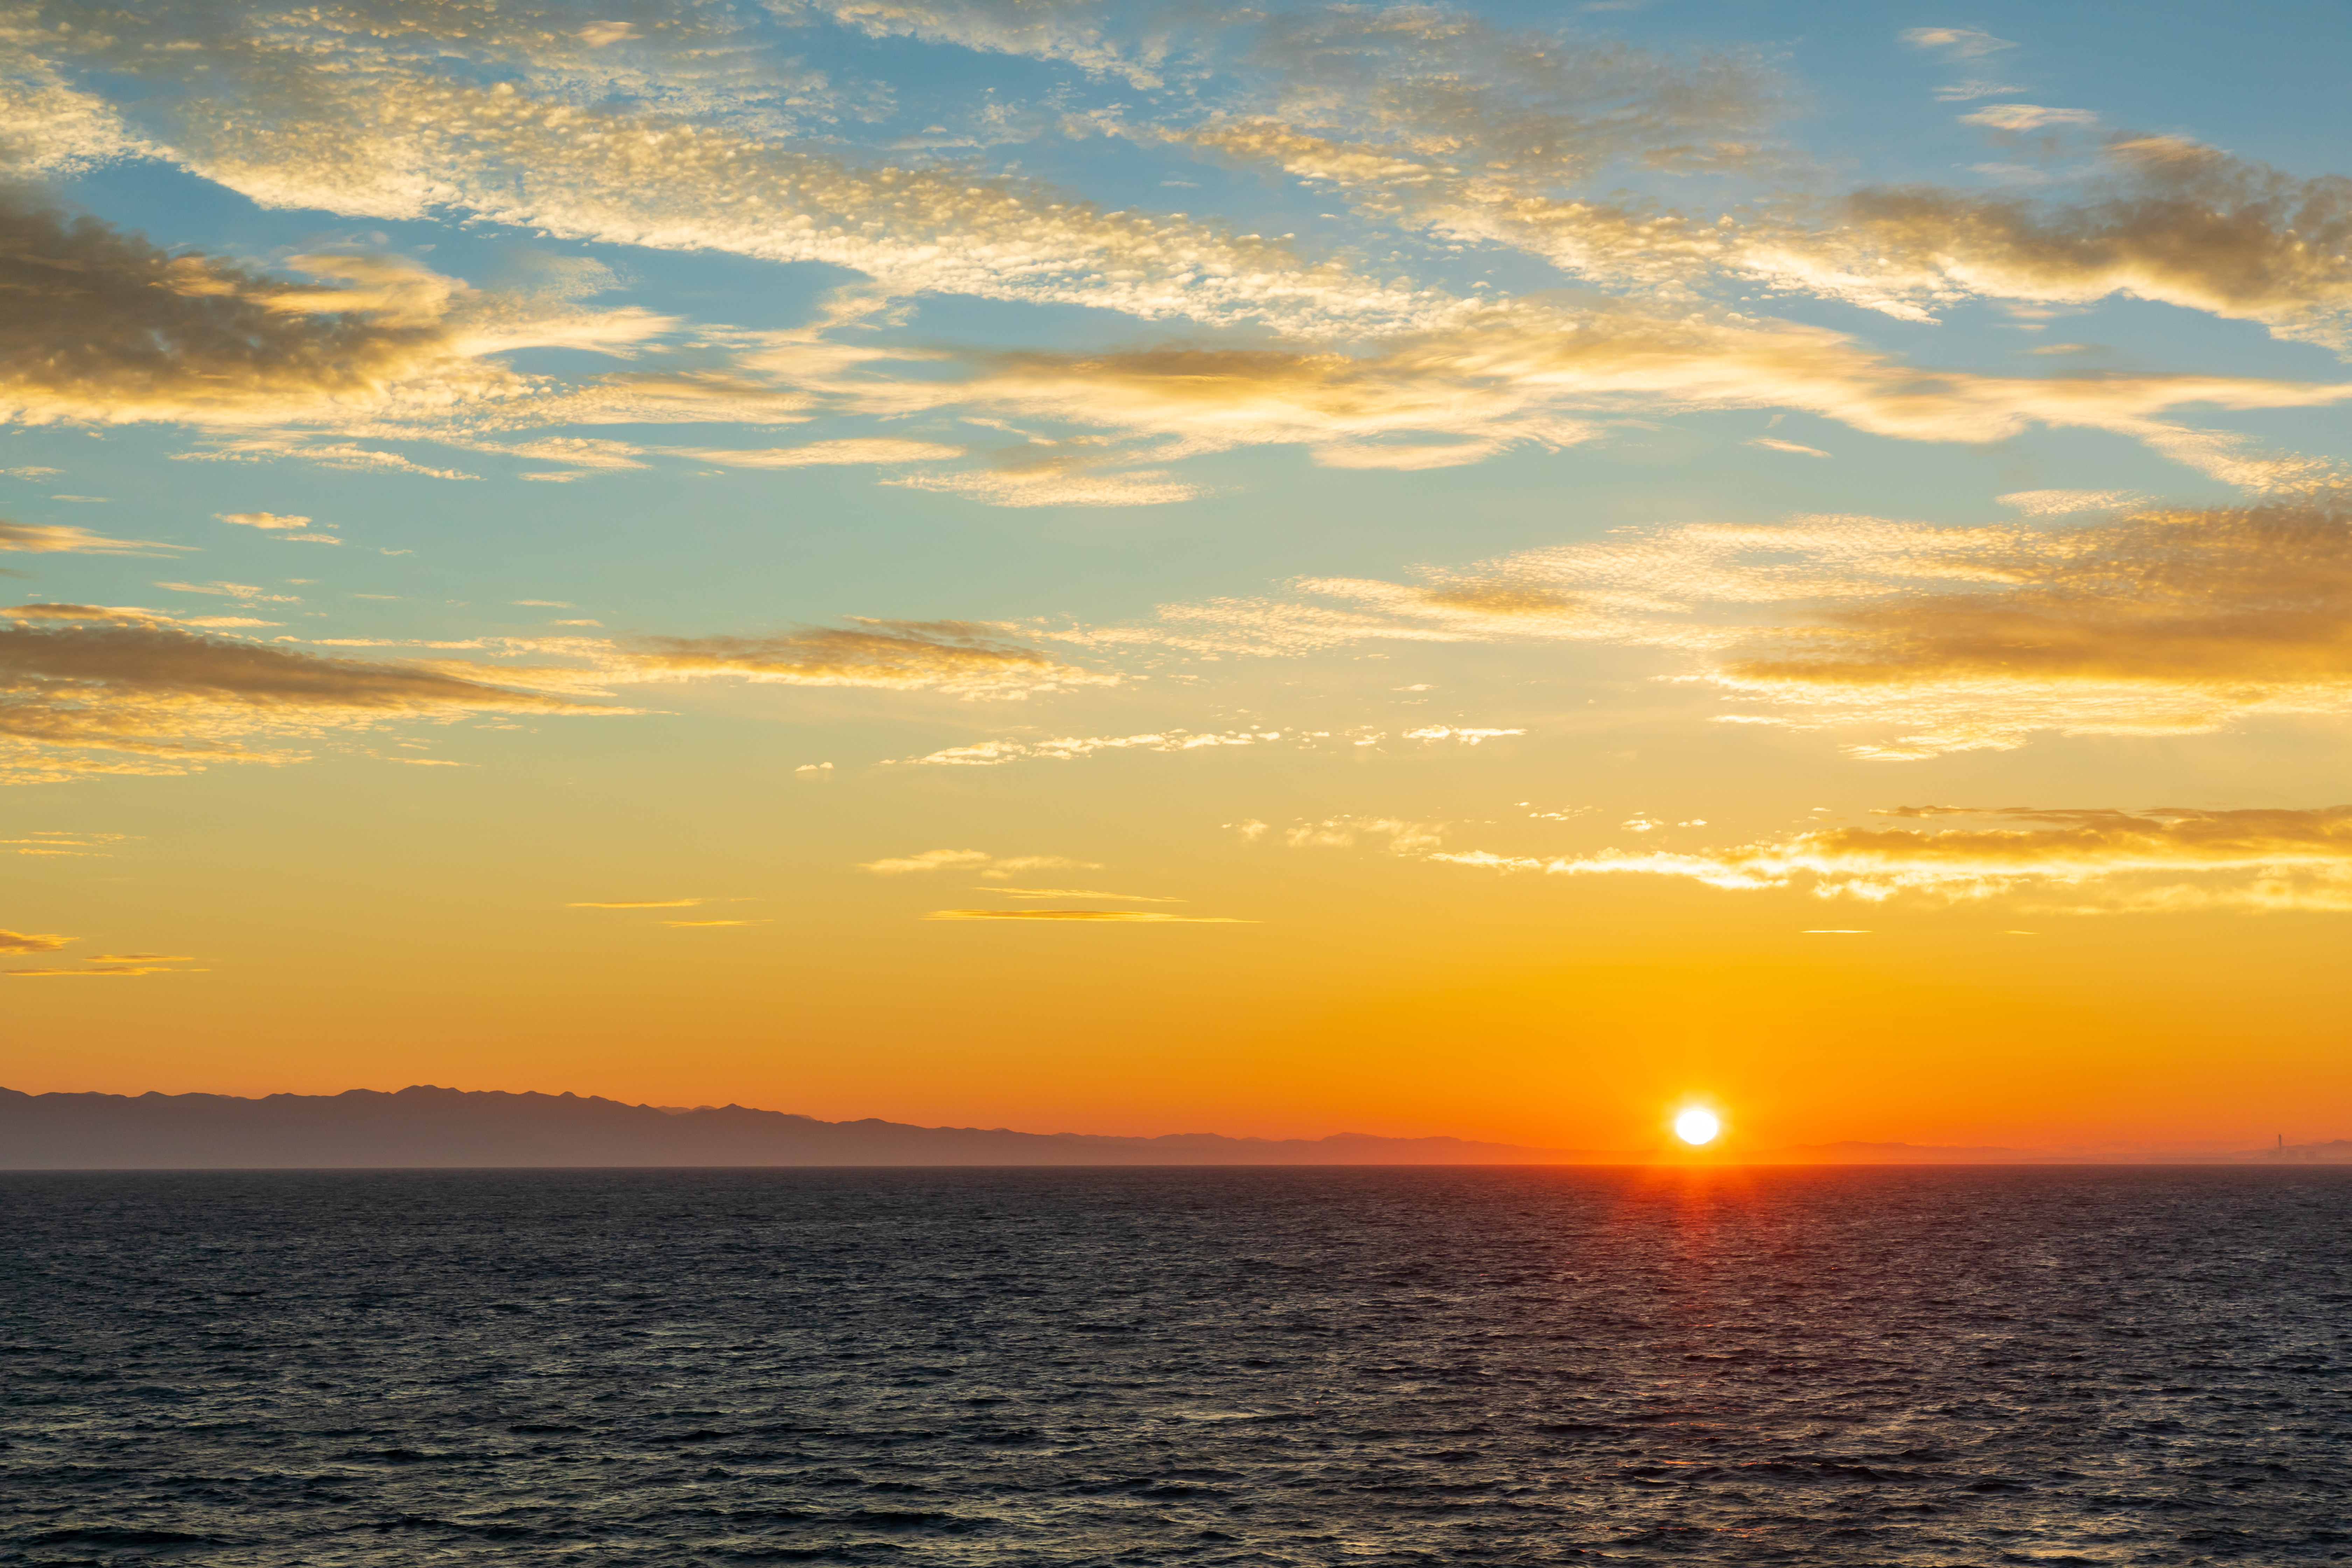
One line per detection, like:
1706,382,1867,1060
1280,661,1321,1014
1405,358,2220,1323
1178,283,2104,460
1673,1107,1722,1146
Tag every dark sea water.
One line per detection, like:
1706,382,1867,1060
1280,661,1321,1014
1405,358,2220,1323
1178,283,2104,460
4,1168,2349,1566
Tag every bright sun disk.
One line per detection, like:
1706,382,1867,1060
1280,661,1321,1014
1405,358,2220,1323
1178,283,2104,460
1674,1108,1721,1146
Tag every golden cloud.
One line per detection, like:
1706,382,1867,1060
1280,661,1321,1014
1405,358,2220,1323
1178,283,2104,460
0,183,679,447
611,619,1114,697
10,958,205,976
987,887,1184,902
1135,495,2352,755
672,440,964,468
0,196,462,424
858,849,1100,876
1739,139,2352,350
1432,805,2352,912
0,521,188,556
0,928,71,952
782,0,1178,87
777,302,2352,498
0,618,610,784
922,909,1253,922
1730,500,2352,687
3,604,161,624
1713,496,2352,754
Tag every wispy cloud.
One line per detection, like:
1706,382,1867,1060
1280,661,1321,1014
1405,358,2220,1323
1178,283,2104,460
1281,817,1447,854
10,952,206,976
858,849,1100,876
923,909,1254,922
987,887,1184,902
607,620,1113,698
1118,493,2352,756
1960,104,2097,132
674,439,964,468
1,830,131,857
1735,138,2352,351
0,617,611,784
155,581,301,604
1,520,190,557
890,724,1517,766
1430,805,2352,912
1899,27,2017,59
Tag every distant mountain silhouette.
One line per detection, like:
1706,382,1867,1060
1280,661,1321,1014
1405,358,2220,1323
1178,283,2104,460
0,1086,1597,1169
5,1088,2341,1168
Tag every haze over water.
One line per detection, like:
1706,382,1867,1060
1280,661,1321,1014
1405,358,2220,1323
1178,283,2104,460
7,1167,2348,1566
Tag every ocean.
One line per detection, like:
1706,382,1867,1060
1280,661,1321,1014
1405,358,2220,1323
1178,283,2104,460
4,1167,2347,1564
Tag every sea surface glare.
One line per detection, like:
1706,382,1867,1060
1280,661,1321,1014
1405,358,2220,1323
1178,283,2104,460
4,1168,2348,1566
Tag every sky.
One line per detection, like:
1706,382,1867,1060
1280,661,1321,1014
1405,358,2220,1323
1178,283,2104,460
5,0,2351,1156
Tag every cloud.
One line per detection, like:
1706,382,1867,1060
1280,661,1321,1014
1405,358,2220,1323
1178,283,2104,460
814,302,2352,494
988,887,1184,902
607,620,1113,697
1,520,189,556
3,604,161,624
858,849,1099,875
0,182,677,449
885,463,1203,508
1749,437,1830,457
476,437,651,472
1283,816,1446,854
1,830,130,856
778,0,1180,88
1430,805,2352,912
1738,139,2352,351
674,440,964,468
1713,496,2352,754
0,619,610,783
176,439,486,481
216,511,345,544
1130,494,2352,756
1934,81,2024,104
1899,27,2016,59
1399,726,1522,743
893,727,1291,765
1237,8,1782,186
82,57,1437,339
1997,489,2144,515
1960,105,2098,132
889,721,1518,766
0,196,469,425
0,929,71,952
922,909,1253,922
10,956,205,976
155,581,301,604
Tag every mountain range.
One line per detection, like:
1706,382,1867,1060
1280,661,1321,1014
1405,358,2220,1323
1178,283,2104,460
4,1087,2345,1168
